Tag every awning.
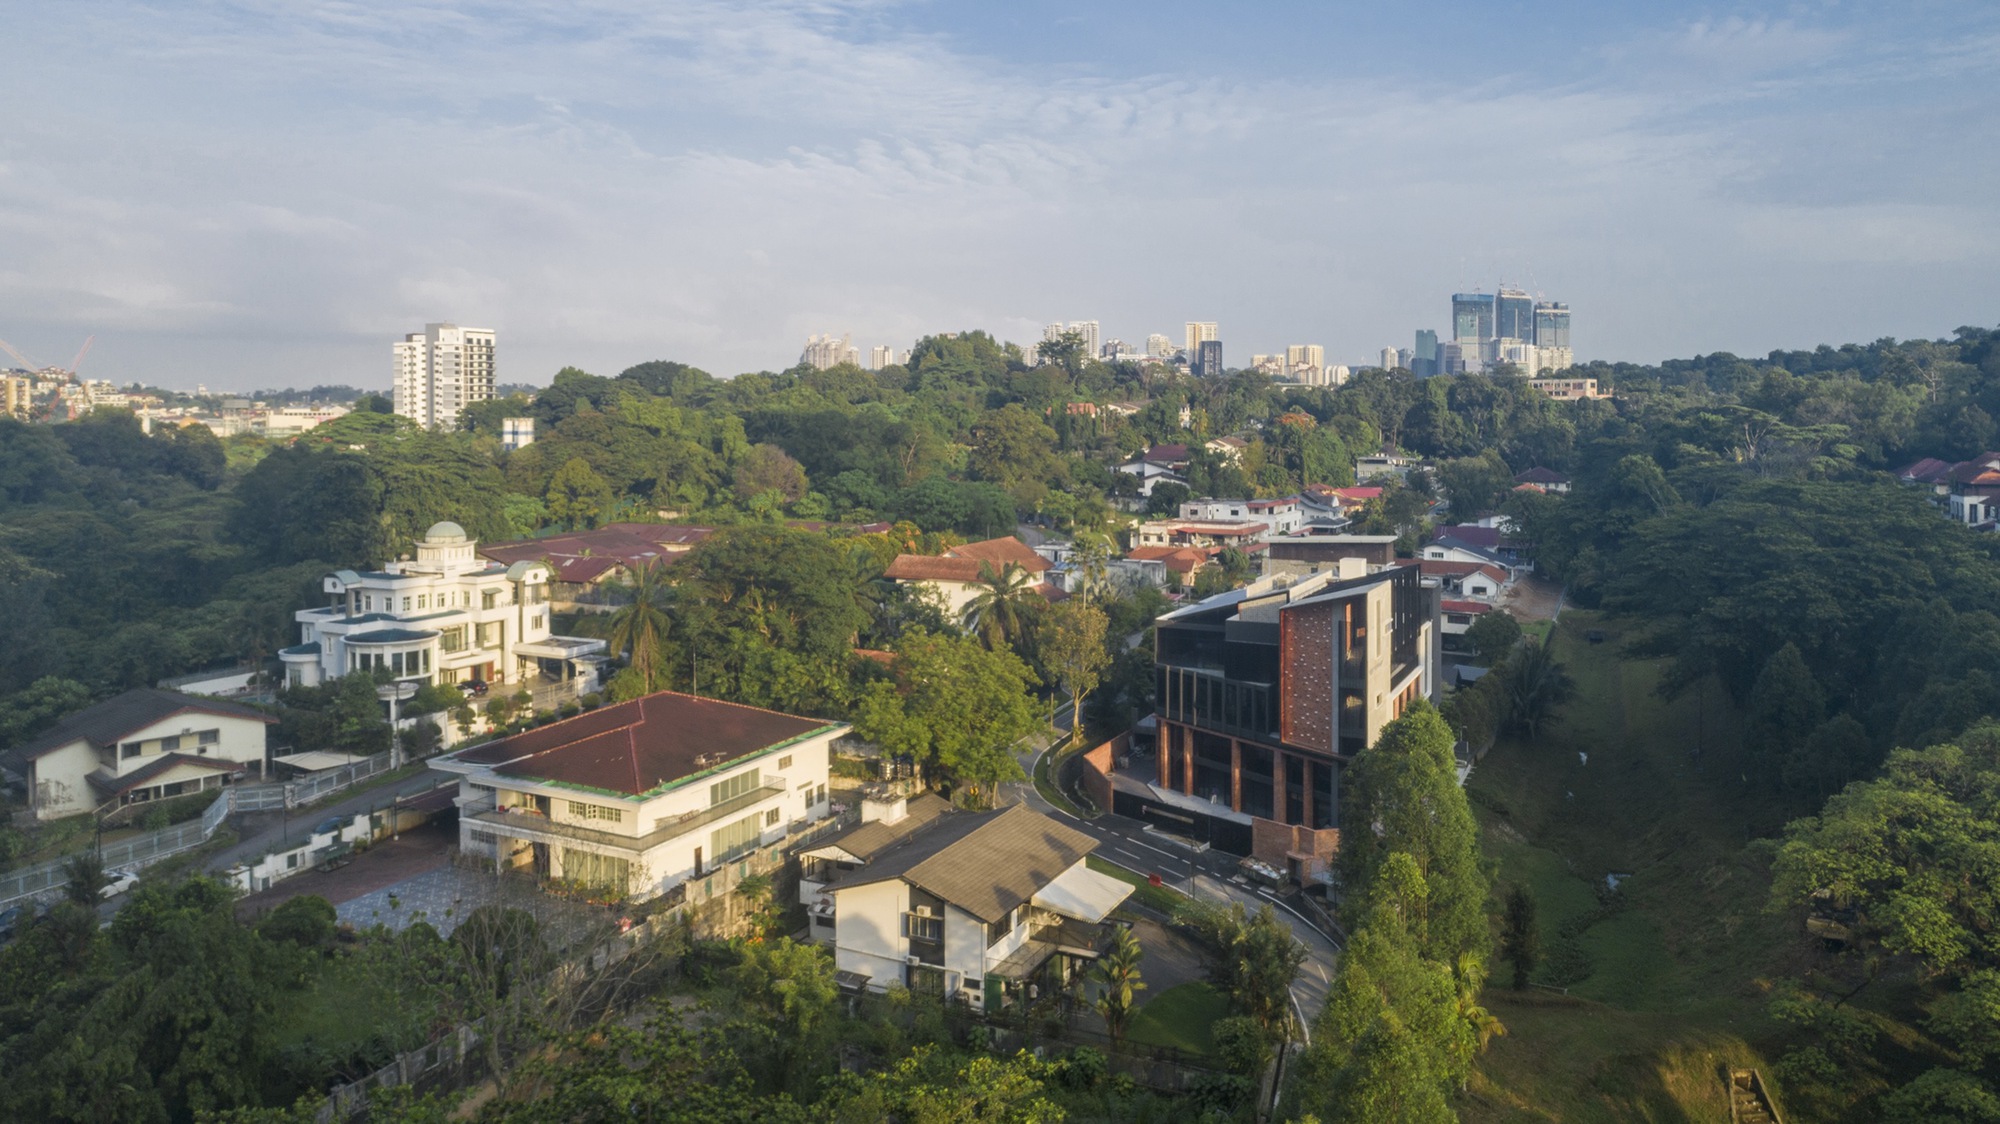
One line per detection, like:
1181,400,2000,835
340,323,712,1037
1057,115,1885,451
273,751,370,772
1032,863,1135,924
514,637,609,660
987,938,1060,982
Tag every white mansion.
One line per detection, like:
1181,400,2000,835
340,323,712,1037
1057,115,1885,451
280,521,608,693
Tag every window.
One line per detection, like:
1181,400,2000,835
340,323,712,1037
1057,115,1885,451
121,742,141,760
815,784,827,805
568,801,625,823
709,769,762,806
418,594,429,610
903,910,944,942
531,614,545,631
161,735,181,752
482,589,498,610
198,729,219,745
765,808,780,827
777,755,793,770
710,813,763,863
401,597,412,612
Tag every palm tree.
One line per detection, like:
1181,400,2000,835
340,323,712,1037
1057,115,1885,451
1454,952,1507,1059
1092,926,1147,1049
846,547,894,642
962,561,1040,652
1502,639,1577,738
607,560,673,693
1070,533,1115,604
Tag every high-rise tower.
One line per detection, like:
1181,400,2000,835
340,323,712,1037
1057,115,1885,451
393,323,496,429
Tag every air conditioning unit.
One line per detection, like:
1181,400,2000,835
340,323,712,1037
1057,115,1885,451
905,955,921,966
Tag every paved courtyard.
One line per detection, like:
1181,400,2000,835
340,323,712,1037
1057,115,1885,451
336,863,507,938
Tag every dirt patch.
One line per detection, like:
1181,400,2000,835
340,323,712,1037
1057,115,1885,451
235,820,455,920
1503,574,1565,621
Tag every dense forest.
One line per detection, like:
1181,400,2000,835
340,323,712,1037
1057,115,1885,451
5,323,2000,1119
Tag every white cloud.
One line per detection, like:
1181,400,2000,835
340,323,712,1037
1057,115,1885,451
0,0,1995,387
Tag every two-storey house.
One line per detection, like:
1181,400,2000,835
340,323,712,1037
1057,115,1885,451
431,691,842,902
801,799,1133,1011
0,689,275,820
281,521,607,692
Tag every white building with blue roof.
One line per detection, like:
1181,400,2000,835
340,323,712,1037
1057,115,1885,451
280,521,608,694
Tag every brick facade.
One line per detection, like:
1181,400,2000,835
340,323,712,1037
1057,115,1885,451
1250,816,1340,881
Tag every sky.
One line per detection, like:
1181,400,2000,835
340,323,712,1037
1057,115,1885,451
3,1,1998,391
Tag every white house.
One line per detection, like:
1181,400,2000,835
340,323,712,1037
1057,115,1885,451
281,521,607,693
1179,497,1304,538
432,690,842,902
802,800,1132,1011
1112,459,1188,499
1,689,275,820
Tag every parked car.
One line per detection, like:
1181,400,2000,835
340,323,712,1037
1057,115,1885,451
99,870,139,900
313,817,346,838
459,679,490,697
0,905,23,941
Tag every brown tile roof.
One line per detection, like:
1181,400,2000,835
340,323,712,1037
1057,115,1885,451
1512,466,1570,485
89,752,241,796
828,803,1097,923
1125,545,1214,573
883,536,1050,583
943,536,1051,573
451,691,841,798
9,689,274,763
1391,559,1510,584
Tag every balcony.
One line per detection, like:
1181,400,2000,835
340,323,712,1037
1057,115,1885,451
468,781,787,855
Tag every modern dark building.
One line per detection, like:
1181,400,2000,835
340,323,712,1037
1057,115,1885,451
1412,328,1440,377
1533,301,1570,349
1451,293,1495,345
1109,564,1442,880
1196,338,1224,378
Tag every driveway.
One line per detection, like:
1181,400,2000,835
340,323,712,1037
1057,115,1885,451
235,820,456,921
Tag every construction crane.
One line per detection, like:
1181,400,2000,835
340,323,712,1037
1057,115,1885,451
0,337,37,371
68,336,93,377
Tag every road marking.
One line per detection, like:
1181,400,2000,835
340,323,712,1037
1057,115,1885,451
1126,838,1177,858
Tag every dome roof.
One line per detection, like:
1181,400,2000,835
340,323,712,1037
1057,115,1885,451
424,521,469,544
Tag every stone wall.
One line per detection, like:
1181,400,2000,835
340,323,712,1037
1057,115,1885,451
1250,816,1340,881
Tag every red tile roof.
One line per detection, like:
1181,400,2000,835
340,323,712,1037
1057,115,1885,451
453,691,840,798
480,524,717,580
1126,545,1214,574
883,537,1050,583
1391,559,1510,584
1512,466,1569,485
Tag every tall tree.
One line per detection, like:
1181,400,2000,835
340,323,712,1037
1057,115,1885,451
852,628,1042,803
1500,884,1541,990
606,560,673,696
545,456,614,530
1037,599,1110,744
1338,701,1490,963
1500,638,1576,739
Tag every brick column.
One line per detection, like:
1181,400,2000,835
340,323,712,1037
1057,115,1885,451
1301,755,1314,829
1230,740,1242,813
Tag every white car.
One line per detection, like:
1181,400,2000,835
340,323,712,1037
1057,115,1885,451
99,870,139,900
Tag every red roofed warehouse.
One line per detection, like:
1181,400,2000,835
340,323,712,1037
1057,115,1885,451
433,691,846,903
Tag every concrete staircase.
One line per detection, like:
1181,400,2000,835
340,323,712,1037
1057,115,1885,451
1730,1068,1781,1124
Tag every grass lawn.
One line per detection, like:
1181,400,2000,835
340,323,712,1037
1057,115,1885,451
1125,982,1225,1056
1462,609,1965,1122
1086,855,1186,916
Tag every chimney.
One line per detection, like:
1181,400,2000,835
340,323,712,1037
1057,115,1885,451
862,790,908,825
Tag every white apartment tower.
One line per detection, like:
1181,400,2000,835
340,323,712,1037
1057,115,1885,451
1069,320,1101,359
1146,334,1175,359
801,333,860,370
393,323,496,430
1185,321,1218,355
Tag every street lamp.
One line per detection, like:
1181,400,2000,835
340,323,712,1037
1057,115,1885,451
377,680,420,769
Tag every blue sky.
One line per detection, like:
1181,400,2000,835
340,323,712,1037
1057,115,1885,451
3,1,1997,390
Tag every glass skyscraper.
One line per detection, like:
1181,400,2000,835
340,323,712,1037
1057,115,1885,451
1533,302,1570,349
1496,288,1535,342
1451,293,1495,343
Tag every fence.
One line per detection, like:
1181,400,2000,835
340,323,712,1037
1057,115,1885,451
0,754,398,908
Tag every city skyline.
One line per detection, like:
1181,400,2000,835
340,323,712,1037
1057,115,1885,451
3,2,1997,391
